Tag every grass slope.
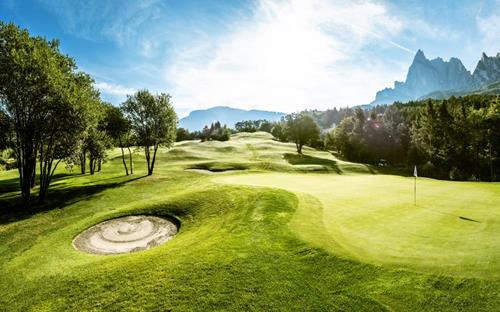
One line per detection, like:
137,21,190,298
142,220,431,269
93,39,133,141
0,132,499,311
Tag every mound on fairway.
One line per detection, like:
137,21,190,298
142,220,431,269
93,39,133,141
73,215,178,255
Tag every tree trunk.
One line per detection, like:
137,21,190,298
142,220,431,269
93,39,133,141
97,158,102,172
295,140,302,154
80,151,86,174
30,149,37,189
120,147,129,175
38,153,61,204
18,143,36,205
127,147,133,175
19,160,33,205
89,154,95,175
145,146,152,175
149,144,159,175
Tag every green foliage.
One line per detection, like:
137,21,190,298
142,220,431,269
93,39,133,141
270,121,287,142
122,90,178,175
176,127,194,141
234,119,275,133
284,113,321,154
200,121,231,142
101,104,133,175
328,95,500,181
301,107,355,128
0,22,100,203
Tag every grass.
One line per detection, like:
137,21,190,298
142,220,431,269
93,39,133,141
0,132,499,311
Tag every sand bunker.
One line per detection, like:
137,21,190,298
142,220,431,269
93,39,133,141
73,215,178,255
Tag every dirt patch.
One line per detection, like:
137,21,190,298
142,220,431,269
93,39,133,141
73,215,178,255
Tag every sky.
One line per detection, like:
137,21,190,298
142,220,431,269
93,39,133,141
1,0,499,117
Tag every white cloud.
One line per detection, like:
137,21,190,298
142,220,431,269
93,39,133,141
476,0,500,55
166,0,412,113
95,82,135,97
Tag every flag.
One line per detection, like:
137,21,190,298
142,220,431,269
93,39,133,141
413,165,418,177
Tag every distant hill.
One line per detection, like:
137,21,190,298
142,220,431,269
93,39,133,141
370,50,500,106
179,106,285,131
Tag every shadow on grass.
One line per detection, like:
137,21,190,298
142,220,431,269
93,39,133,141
0,172,82,194
0,174,146,225
328,151,409,176
283,153,342,173
186,162,249,172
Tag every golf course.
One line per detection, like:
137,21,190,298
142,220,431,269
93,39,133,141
1,132,499,311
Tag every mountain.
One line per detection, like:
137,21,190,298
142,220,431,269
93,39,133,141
179,106,285,131
472,52,500,87
370,50,500,106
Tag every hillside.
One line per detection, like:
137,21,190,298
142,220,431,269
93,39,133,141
1,132,499,310
179,106,285,130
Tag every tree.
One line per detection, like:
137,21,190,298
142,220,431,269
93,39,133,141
103,104,133,175
0,22,98,204
235,120,257,132
176,128,192,142
122,90,177,176
271,121,287,142
285,113,320,154
326,117,355,157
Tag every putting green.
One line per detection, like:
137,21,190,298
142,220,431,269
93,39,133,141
215,173,500,278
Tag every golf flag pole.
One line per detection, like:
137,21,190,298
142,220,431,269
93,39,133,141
413,165,418,206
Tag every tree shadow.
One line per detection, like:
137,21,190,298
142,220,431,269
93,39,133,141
0,176,21,193
328,151,409,177
0,172,81,194
283,153,342,173
0,174,146,225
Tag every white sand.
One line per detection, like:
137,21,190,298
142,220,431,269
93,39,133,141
73,215,178,255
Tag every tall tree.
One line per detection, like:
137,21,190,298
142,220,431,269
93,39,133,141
285,113,320,154
103,104,133,175
0,22,98,204
122,90,177,175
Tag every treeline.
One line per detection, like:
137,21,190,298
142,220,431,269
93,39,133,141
302,107,355,129
176,121,231,142
0,23,177,205
176,119,274,142
325,95,500,181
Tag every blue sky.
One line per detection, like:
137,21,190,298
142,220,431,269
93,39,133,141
1,0,499,116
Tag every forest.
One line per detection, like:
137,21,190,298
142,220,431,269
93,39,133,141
325,95,500,181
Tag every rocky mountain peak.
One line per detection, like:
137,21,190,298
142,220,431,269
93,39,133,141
371,50,474,105
370,50,500,106
472,52,500,87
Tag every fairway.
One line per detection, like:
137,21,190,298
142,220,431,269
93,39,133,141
1,133,499,311
216,173,500,277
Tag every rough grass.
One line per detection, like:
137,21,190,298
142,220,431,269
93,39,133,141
0,132,499,311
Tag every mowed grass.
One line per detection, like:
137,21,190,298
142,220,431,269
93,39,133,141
216,173,500,278
0,132,499,311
